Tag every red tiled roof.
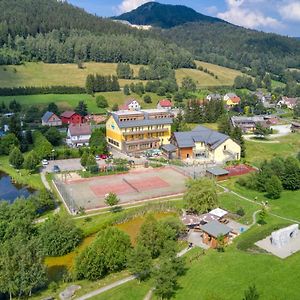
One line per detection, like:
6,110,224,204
61,111,77,118
231,96,241,103
159,99,173,107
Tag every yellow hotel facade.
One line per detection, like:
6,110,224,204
106,109,173,153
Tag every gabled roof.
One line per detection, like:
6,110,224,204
158,99,173,107
173,126,229,150
61,111,77,118
200,220,231,238
42,111,55,123
68,124,91,136
161,144,177,152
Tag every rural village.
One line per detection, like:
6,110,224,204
0,1,300,300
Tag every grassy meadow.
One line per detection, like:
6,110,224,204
0,61,242,89
0,91,163,113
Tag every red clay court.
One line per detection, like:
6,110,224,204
225,164,256,177
54,166,188,211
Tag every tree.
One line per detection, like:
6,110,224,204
216,235,226,252
153,258,178,300
44,127,61,146
184,178,218,213
23,150,40,171
265,175,283,199
85,154,97,172
127,245,152,282
9,115,22,140
47,102,59,114
112,103,119,111
143,94,152,103
80,151,89,167
9,146,24,169
282,157,300,190
123,84,130,95
75,227,131,280
85,74,95,94
263,74,272,92
104,192,120,207
8,99,21,112
218,114,231,136
0,133,19,155
89,129,107,153
96,95,108,108
254,123,269,139
39,215,83,256
243,284,260,300
258,207,267,225
75,101,88,116
231,127,246,158
0,236,47,299
181,76,196,92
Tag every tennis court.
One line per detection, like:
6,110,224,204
53,166,188,212
225,164,256,177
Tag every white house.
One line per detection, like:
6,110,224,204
67,124,91,147
119,99,141,111
277,97,299,109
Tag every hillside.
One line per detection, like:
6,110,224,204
114,2,225,28
0,61,242,88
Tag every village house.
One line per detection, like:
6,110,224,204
223,93,241,107
157,99,173,110
106,109,172,154
66,123,91,147
41,111,62,126
206,94,222,101
231,115,277,133
163,125,241,164
60,111,84,125
119,99,141,111
277,97,299,109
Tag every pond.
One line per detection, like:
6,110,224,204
0,171,35,203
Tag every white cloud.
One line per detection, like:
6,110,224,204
217,0,282,29
118,0,152,13
280,1,300,21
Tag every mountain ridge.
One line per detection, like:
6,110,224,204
114,2,226,28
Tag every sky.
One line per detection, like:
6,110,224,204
68,0,300,36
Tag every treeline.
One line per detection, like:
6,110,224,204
0,86,85,96
1,29,195,68
85,74,120,94
234,74,272,92
238,156,300,199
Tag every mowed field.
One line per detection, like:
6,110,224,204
0,91,162,113
0,61,241,89
0,62,142,88
176,60,243,87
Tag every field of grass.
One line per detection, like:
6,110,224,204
0,61,241,89
0,91,161,113
245,133,300,166
0,62,143,88
176,60,242,87
220,177,300,222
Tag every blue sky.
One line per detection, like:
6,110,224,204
68,0,300,36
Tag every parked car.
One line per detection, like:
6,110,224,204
42,159,49,166
52,165,60,173
95,155,100,161
99,154,108,159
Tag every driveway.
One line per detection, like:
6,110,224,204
42,159,84,173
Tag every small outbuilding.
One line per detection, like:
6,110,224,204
200,220,231,248
206,167,229,181
41,111,62,127
161,144,177,159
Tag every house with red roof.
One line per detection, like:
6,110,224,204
157,99,173,110
223,93,241,107
60,111,83,125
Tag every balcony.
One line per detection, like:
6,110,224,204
123,128,168,136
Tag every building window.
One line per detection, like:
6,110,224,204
224,145,227,151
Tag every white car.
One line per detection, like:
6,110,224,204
42,159,49,166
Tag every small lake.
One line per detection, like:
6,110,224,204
0,172,34,203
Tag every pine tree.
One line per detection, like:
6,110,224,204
9,147,24,169
85,74,95,95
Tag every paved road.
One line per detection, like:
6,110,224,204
76,276,136,300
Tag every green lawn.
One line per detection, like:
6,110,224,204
245,133,300,166
0,91,161,113
220,177,300,222
0,61,240,89
0,155,44,190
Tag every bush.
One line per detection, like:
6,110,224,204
96,95,108,108
39,215,83,256
143,95,152,103
75,227,131,280
236,207,245,217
